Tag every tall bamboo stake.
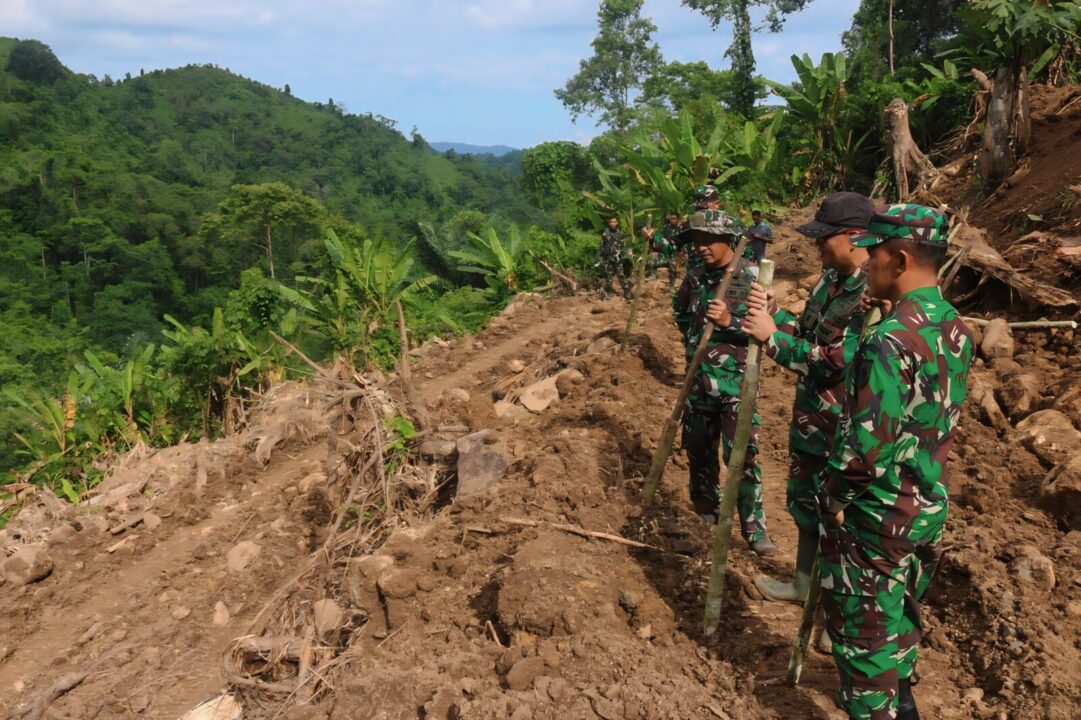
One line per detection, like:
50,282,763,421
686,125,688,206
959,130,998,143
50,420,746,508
620,210,650,354
702,258,774,638
642,236,749,503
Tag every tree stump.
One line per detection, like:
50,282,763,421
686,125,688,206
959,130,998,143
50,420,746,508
979,64,1031,185
884,98,937,201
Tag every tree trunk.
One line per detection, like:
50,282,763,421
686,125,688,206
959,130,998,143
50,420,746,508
884,98,937,201
980,62,1031,185
264,223,275,279
888,0,895,76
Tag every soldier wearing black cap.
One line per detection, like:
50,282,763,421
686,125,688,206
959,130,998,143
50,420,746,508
739,192,877,600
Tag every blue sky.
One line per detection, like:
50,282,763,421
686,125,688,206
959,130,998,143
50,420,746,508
2,0,859,148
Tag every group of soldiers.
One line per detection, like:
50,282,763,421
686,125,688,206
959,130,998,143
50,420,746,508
595,194,771,299
598,186,974,720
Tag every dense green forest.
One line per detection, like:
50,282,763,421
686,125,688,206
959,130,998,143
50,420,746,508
1,0,1079,505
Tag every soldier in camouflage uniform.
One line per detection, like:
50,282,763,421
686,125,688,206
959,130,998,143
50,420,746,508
674,198,777,556
740,192,876,603
656,213,681,288
672,187,722,351
818,205,974,720
597,215,632,300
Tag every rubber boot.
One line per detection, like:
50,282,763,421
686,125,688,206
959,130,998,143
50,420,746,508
748,535,778,556
753,528,817,602
897,678,920,720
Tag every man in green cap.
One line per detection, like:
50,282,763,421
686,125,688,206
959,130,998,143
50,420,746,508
673,186,721,350
740,191,876,603
816,204,974,719
673,196,776,556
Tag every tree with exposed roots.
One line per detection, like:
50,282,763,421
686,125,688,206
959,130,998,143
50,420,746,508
884,98,937,201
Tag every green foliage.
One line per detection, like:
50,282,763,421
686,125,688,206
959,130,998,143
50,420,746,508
450,226,526,298
5,40,67,84
843,0,965,83
555,0,665,135
680,0,810,117
767,52,870,194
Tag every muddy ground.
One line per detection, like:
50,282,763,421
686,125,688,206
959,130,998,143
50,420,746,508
2,212,1078,719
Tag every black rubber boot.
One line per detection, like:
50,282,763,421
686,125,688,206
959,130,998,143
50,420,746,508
897,678,920,720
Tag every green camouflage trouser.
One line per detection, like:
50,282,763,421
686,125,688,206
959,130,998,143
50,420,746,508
598,257,632,298
819,520,943,719
787,450,828,535
681,399,767,543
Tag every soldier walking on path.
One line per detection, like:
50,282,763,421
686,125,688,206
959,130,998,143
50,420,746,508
811,205,973,719
740,192,876,603
673,202,777,556
597,215,632,300
746,209,774,263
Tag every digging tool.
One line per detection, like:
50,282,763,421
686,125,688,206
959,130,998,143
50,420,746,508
702,258,773,638
642,236,749,504
786,304,883,684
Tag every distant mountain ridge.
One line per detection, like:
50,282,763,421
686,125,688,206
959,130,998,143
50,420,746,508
430,141,519,156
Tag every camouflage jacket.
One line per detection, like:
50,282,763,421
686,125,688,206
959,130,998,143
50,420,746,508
599,229,626,262
824,285,974,550
766,265,867,457
674,256,759,408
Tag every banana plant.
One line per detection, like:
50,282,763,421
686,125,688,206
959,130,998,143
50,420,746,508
449,226,525,297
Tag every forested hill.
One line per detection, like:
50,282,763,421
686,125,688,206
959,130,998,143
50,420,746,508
0,36,530,390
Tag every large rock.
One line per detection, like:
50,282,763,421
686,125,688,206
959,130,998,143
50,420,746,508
998,372,1042,420
969,375,1009,432
494,401,531,422
178,694,243,720
1,544,53,586
586,336,617,355
979,319,1014,360
1009,545,1056,590
226,541,262,573
1043,454,1081,530
1016,409,1081,466
418,439,457,459
555,368,585,396
456,429,507,497
518,376,560,414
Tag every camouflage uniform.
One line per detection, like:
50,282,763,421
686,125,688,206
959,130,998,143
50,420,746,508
766,265,868,534
657,222,680,287
674,209,767,543
597,227,632,299
819,205,974,720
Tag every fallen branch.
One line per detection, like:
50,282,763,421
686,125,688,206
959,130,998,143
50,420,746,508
8,643,133,720
963,318,1077,330
528,252,578,293
499,516,659,550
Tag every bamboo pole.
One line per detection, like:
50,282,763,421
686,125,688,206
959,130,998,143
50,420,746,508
620,211,650,354
642,236,749,504
963,317,1077,330
702,258,773,638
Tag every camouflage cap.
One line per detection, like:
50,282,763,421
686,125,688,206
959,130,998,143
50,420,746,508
851,204,949,248
680,209,743,245
693,184,720,209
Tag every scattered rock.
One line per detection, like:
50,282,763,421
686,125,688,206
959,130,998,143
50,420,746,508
504,656,546,691
970,375,1009,431
313,598,343,636
1066,600,1081,619
962,688,985,705
494,401,531,422
171,605,192,620
418,439,457,459
456,429,507,497
506,359,526,373
212,601,231,627
142,512,162,530
1042,455,1081,530
179,693,243,720
555,368,585,396
1009,545,1056,590
519,376,560,414
1,544,53,586
586,336,617,355
1016,409,1081,466
47,523,78,545
297,471,327,494
378,568,419,599
226,540,262,573
998,372,1042,420
447,388,471,404
980,319,1014,360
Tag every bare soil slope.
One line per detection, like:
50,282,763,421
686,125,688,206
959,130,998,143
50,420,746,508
1,222,1079,720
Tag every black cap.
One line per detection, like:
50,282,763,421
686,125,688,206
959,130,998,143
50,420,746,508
795,192,875,239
